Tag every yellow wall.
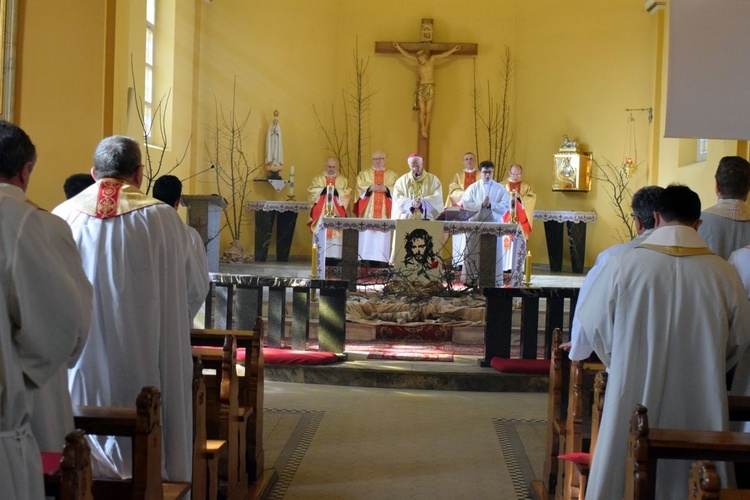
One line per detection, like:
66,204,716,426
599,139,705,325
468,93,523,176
16,0,108,208
15,0,742,268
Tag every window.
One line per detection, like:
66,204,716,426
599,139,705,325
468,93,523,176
696,138,708,162
144,0,156,136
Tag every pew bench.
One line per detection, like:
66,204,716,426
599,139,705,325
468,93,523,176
625,404,750,500
193,335,250,500
43,429,94,500
72,386,190,499
689,460,750,499
192,356,228,500
191,325,277,500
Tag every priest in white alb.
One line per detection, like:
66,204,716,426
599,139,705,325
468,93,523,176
460,160,511,285
0,121,92,499
53,136,210,483
391,154,443,220
576,185,750,500
308,157,351,262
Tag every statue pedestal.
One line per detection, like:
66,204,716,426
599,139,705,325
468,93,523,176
533,210,597,273
181,194,227,273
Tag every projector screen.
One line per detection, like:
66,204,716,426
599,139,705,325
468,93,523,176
665,0,750,140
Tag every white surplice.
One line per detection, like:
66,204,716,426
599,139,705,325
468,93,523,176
728,245,750,432
698,199,750,259
53,181,210,483
568,229,652,361
577,225,750,500
460,179,511,283
0,184,91,499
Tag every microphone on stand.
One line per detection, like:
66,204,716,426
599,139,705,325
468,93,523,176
181,165,215,182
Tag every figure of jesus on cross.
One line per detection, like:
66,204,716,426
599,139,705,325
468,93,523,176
393,42,461,138
376,19,477,163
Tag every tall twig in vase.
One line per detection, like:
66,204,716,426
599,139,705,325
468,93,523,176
592,157,637,242
206,79,263,256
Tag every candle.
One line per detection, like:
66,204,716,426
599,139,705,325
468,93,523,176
325,184,333,216
288,166,295,197
510,191,517,221
311,244,318,278
525,251,532,284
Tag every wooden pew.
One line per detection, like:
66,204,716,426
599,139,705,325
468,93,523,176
567,370,607,500
192,334,249,500
192,319,271,486
192,356,227,500
688,460,750,499
43,429,94,500
73,386,191,499
556,361,605,500
625,404,750,500
534,328,569,499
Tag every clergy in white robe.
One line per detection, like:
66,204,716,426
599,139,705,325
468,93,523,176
728,246,750,432
391,154,443,221
354,151,398,264
577,185,750,500
153,174,210,284
307,158,351,260
697,156,750,259
0,121,91,499
54,136,209,483
459,161,511,285
566,185,663,361
444,152,478,267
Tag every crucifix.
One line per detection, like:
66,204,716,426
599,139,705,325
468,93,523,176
375,19,478,168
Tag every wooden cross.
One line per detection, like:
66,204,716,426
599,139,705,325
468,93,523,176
375,18,478,169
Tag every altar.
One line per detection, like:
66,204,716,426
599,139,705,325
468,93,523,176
247,200,309,262
534,210,596,273
314,217,526,289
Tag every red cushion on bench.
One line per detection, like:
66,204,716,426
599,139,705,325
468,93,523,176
263,348,340,365
558,452,591,466
41,451,63,474
490,357,550,374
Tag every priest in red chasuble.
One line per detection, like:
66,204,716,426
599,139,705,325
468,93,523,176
354,151,399,265
501,163,536,270
308,158,351,261
444,152,478,267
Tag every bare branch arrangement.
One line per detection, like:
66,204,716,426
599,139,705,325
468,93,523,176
205,79,263,260
592,157,637,242
129,57,189,195
472,47,514,181
314,41,376,186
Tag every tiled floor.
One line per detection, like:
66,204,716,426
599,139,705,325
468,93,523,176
264,380,547,499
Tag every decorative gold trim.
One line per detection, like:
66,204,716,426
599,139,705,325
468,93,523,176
638,243,713,256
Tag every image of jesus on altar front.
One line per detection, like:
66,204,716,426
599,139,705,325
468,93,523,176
392,219,443,282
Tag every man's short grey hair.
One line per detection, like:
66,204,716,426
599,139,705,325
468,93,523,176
93,136,142,179
408,155,423,166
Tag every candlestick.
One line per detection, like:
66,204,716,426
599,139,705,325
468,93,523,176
525,250,532,285
311,244,318,278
